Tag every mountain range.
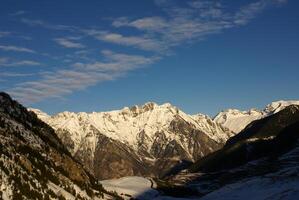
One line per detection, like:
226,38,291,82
29,100,299,180
1,91,299,200
29,102,232,179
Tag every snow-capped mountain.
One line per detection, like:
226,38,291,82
30,102,232,179
214,100,299,133
29,100,299,180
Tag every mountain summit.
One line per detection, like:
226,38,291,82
214,100,299,133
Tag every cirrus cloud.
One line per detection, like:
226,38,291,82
0,45,36,53
9,50,157,103
54,38,85,49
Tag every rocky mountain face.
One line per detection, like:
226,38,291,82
0,92,117,200
213,100,299,133
30,102,232,179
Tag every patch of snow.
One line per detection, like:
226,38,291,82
47,182,76,200
199,175,299,200
0,173,13,200
246,136,276,142
100,176,159,200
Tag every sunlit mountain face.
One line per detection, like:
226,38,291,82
1,0,299,199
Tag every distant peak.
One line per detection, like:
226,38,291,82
28,108,50,119
117,102,178,117
265,100,299,114
144,102,158,107
57,111,77,117
28,108,45,113
266,100,299,107
160,102,174,108
126,102,174,111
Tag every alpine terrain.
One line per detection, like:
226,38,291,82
214,100,299,133
30,100,299,180
30,103,233,179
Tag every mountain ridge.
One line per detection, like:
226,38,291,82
29,100,299,180
213,100,299,133
29,102,231,179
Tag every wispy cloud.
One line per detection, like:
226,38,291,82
1,60,41,67
10,10,27,16
18,35,32,40
9,50,157,103
54,38,85,48
0,72,34,77
0,57,41,67
0,45,36,53
0,31,32,40
83,29,164,52
113,17,167,31
21,18,77,31
233,0,286,25
18,0,285,53
112,0,287,51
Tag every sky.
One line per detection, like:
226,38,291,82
0,0,298,116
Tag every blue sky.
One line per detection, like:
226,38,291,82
0,0,298,116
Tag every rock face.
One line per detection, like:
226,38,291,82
0,92,110,199
213,100,299,133
30,102,232,179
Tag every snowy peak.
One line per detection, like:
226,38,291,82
213,108,264,134
28,108,51,120
120,102,177,117
214,100,299,134
264,100,299,114
31,101,229,148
